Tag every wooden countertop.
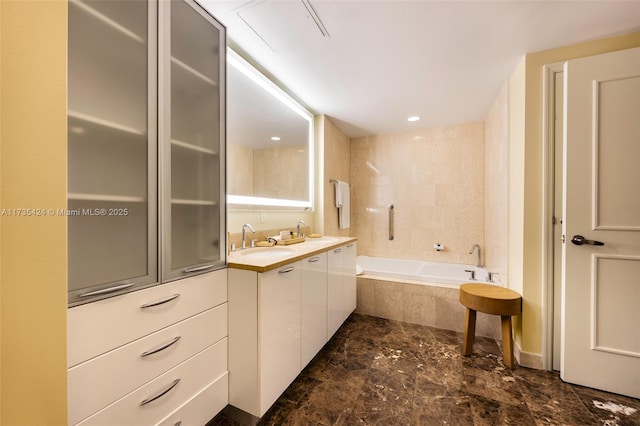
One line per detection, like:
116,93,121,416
227,236,357,273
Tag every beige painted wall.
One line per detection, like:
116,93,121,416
351,122,485,263
484,82,509,281
0,1,68,423
515,31,640,360
508,57,527,357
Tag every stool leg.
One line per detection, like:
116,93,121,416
462,308,476,356
501,315,515,368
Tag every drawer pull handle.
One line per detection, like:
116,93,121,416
279,266,295,274
139,378,180,406
347,244,354,248
140,293,180,309
308,257,320,263
183,264,215,273
78,282,135,298
334,248,342,253
141,336,181,357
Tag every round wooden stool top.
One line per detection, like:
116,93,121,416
459,283,521,316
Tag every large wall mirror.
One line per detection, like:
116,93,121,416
227,50,314,209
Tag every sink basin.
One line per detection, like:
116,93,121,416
238,247,296,260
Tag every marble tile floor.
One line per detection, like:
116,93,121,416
211,314,640,426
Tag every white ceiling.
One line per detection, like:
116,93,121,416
202,0,640,138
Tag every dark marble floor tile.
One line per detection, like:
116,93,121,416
468,393,536,426
412,395,474,425
571,384,640,426
346,368,415,424
212,314,638,426
415,369,465,398
295,368,367,425
463,363,524,407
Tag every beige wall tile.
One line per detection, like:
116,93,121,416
373,280,404,321
351,122,485,264
403,283,436,327
323,116,352,237
356,277,375,315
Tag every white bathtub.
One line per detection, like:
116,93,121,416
356,255,493,288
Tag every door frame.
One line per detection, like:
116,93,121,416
542,61,566,371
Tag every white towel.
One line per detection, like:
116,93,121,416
335,180,350,229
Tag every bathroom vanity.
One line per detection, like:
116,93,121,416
226,237,357,421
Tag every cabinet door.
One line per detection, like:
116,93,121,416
67,0,158,306
343,242,357,315
301,253,328,367
259,262,301,416
327,247,344,339
160,0,226,281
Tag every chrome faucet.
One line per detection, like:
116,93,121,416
297,220,307,237
469,244,482,267
242,223,256,249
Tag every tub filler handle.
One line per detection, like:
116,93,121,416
388,204,394,241
464,269,476,280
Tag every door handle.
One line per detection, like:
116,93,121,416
571,235,604,246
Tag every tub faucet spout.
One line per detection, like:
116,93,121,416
469,244,482,267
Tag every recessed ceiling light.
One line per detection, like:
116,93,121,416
271,136,281,141
407,116,421,122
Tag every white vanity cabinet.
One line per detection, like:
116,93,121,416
227,240,357,420
301,252,328,367
328,242,357,338
228,262,302,417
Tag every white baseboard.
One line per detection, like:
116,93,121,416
514,342,544,369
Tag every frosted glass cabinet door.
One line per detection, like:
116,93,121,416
160,0,226,281
67,0,157,306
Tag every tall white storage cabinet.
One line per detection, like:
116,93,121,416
67,1,227,424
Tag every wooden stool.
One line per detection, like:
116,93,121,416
459,283,522,368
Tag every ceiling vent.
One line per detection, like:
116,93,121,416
233,0,330,52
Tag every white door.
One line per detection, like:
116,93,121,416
561,47,640,398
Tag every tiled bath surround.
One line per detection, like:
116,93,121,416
350,122,485,264
356,276,501,339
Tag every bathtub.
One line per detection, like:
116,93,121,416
355,255,502,338
356,255,493,288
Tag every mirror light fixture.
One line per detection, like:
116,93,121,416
227,48,314,209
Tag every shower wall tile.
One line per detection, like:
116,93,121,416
323,117,351,237
351,122,485,264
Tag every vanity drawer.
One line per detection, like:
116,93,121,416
156,372,228,426
69,304,227,425
68,268,227,367
76,338,228,426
